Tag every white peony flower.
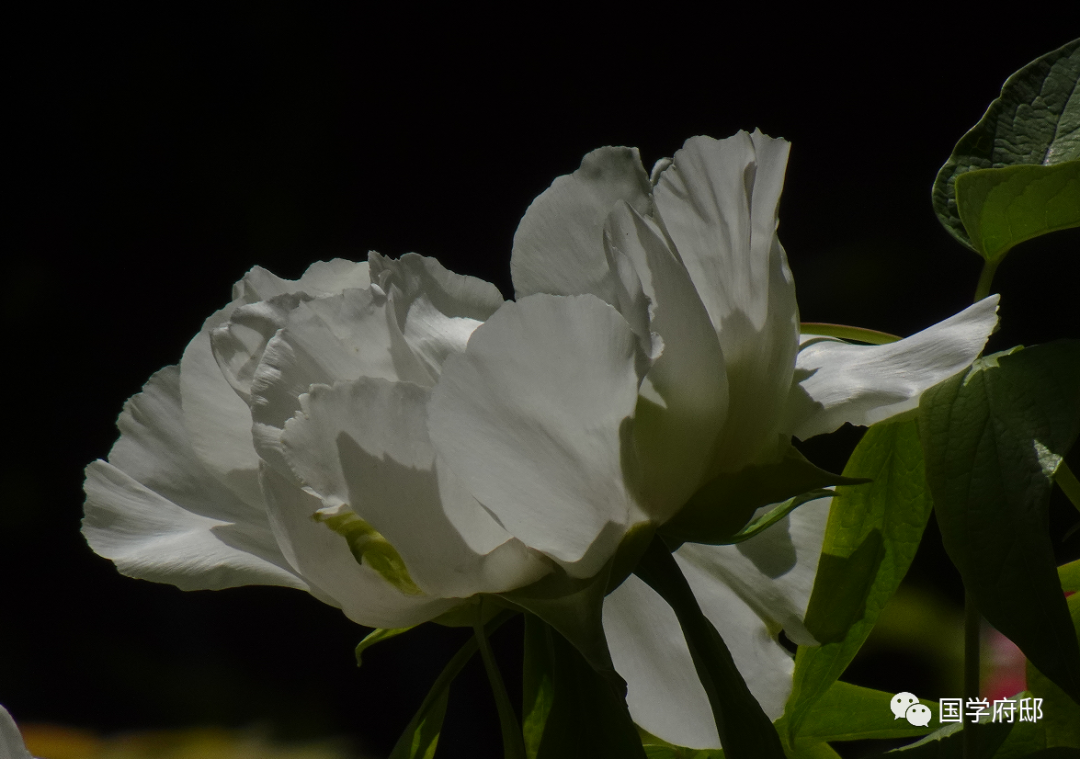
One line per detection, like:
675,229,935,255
424,131,998,746
83,256,551,628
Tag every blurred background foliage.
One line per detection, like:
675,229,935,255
5,7,1077,758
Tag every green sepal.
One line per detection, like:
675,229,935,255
955,162,1080,261
785,420,932,739
932,39,1080,251
521,614,647,759
781,682,938,746
722,489,834,545
919,341,1080,704
388,609,516,759
634,534,786,759
660,444,865,545
356,626,415,666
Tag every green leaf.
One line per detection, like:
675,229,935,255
660,444,865,545
633,535,786,759
521,615,647,759
919,341,1080,704
955,162,1080,260
885,720,1013,758
355,626,414,666
1059,559,1080,593
785,421,932,738
787,682,938,745
932,39,1080,251
389,610,515,759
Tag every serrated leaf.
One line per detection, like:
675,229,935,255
634,535,786,759
919,340,1080,704
389,610,515,759
522,615,647,759
788,682,938,745
932,39,1079,251
956,162,1080,260
785,421,932,738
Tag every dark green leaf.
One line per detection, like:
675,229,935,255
475,605,526,759
389,610,515,759
661,444,864,545
919,341,1080,703
955,162,1080,260
634,536,786,759
1025,591,1080,748
933,39,1080,251
785,421,932,738
521,615,647,759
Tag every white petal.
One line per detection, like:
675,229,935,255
604,496,832,749
260,463,457,628
0,705,32,759
82,367,307,592
429,294,646,577
179,304,264,509
511,146,652,303
783,296,1001,440
233,259,370,302
652,132,800,470
604,201,729,521
281,378,550,598
372,252,505,381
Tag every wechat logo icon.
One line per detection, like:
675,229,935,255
891,692,931,726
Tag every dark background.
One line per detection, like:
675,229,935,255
5,8,1078,758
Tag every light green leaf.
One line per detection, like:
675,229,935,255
389,610,515,759
919,341,1080,703
721,490,834,545
1059,559,1080,593
355,626,414,666
787,682,938,745
955,162,1080,260
522,615,646,759
634,535,786,759
885,720,1013,758
660,444,864,545
932,39,1080,251
785,421,932,738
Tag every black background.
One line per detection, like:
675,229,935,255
5,8,1078,758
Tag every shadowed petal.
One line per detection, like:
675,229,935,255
511,146,652,304
282,378,550,598
429,294,646,577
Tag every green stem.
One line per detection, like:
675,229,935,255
963,591,980,759
475,602,526,759
973,258,1000,303
799,322,901,344
1055,461,1080,515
